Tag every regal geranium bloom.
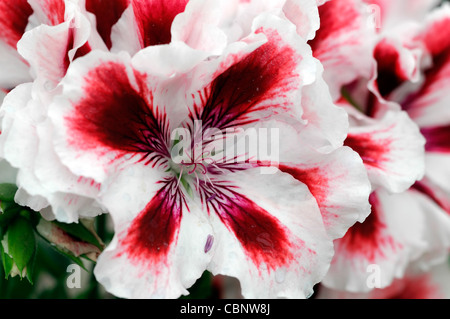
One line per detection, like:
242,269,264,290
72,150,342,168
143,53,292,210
0,0,202,222
36,14,372,298
0,0,111,221
0,0,105,97
314,1,450,293
0,0,33,93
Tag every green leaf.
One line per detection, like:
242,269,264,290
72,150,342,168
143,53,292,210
7,217,36,273
0,239,14,279
0,184,18,202
25,239,38,284
53,221,102,250
0,204,21,226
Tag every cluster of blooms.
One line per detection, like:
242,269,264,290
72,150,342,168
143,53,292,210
0,0,449,299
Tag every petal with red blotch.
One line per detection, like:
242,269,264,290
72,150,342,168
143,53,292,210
322,190,427,292
407,185,450,271
110,0,188,54
188,14,315,132
373,37,420,98
0,0,33,49
202,168,333,298
85,0,129,49
402,5,450,128
48,51,172,183
279,146,371,240
344,110,425,193
0,83,103,222
28,0,65,26
94,167,213,298
309,0,376,101
0,0,33,89
17,20,92,89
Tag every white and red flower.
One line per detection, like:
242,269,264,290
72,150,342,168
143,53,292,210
0,0,373,299
310,0,450,293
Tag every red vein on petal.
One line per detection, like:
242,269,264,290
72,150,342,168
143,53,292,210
193,29,298,130
132,0,188,48
200,181,294,269
119,178,184,265
344,132,391,169
66,61,170,165
39,0,66,26
0,0,33,49
420,125,450,153
338,192,398,262
86,0,130,49
374,39,410,97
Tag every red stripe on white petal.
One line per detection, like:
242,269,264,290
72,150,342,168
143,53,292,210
118,178,183,265
0,0,33,49
131,0,188,48
344,111,425,193
415,6,450,59
402,53,450,127
65,60,170,165
309,0,375,99
344,131,391,169
402,6,450,127
86,0,130,49
421,125,450,153
193,22,306,131
374,38,418,97
339,192,399,262
203,168,332,298
201,182,293,269
29,0,66,26
278,147,371,239
412,178,450,215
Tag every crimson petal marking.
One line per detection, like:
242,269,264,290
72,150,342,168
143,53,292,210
66,61,170,165
374,39,411,97
386,274,442,299
0,0,33,49
344,132,391,169
417,13,450,60
37,0,66,25
118,178,184,265
278,165,329,216
86,0,130,49
309,0,361,56
200,182,293,269
132,0,189,48
63,28,92,74
412,180,450,215
194,32,299,131
338,193,398,262
420,125,450,153
402,13,450,115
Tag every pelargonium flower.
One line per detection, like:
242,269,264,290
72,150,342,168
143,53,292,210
0,0,207,222
309,0,450,293
5,9,371,298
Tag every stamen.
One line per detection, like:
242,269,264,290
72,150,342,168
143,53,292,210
206,194,217,202
204,234,214,253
